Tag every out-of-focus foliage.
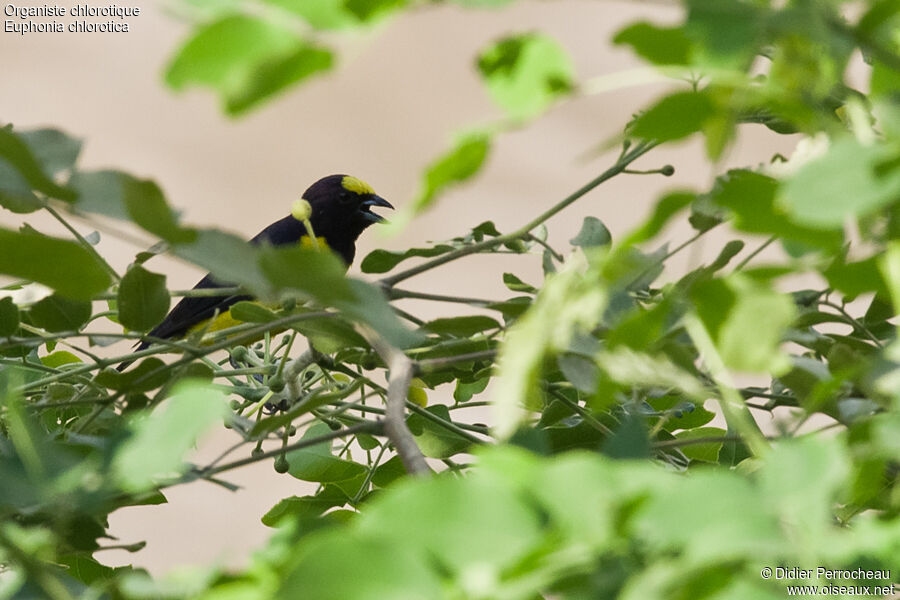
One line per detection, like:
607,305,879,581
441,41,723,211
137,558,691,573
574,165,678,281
3,0,900,598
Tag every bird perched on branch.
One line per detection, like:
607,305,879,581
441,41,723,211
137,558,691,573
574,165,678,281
120,174,392,368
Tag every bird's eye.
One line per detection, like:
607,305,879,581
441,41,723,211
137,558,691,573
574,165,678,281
338,191,356,205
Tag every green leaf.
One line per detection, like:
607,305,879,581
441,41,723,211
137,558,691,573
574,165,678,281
175,229,272,297
423,315,500,337
691,274,795,373
0,125,75,202
824,255,888,300
557,353,598,393
0,158,41,214
710,169,841,249
358,470,543,572
261,490,345,527
453,376,489,403
630,91,716,143
122,177,196,244
113,380,228,491
0,296,20,336
18,128,82,176
414,132,491,214
406,405,472,458
613,22,692,66
96,358,170,393
280,532,443,600
684,0,763,69
570,216,611,248
502,272,536,293
286,423,368,482
624,191,694,244
636,470,780,561
779,138,900,229
29,294,92,332
224,43,334,115
40,351,82,368
477,33,574,120
165,15,332,115
229,301,279,323
118,265,170,332
360,244,455,274
674,426,726,463
259,244,354,304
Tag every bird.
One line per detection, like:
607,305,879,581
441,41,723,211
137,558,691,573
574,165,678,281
120,174,393,368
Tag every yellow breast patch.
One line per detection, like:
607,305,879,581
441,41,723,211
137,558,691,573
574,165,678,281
341,175,375,196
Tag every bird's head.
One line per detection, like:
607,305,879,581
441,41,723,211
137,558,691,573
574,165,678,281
300,174,394,240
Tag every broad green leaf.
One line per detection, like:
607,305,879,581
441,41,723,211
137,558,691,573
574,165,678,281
261,244,421,348
96,358,170,393
779,138,900,229
0,159,41,214
502,272,535,293
557,353,598,392
423,315,500,337
710,169,841,249
287,423,368,483
166,15,333,115
0,296,19,336
570,216,611,248
72,170,196,243
113,380,228,491
28,294,92,332
360,244,455,274
224,44,334,115
613,22,692,65
40,351,82,368
268,0,405,28
175,229,272,297
122,177,196,244
281,532,443,600
358,471,543,572
691,275,795,373
635,470,781,561
229,301,279,323
19,128,82,177
453,376,489,403
684,0,763,69
623,191,694,244
0,125,75,202
758,437,849,546
477,33,574,120
406,405,472,458
118,265,170,332
70,170,131,221
413,132,491,214
630,91,715,143
675,426,726,463
824,255,888,299
261,490,345,527
258,244,353,305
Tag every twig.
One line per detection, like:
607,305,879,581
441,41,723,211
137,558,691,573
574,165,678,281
379,140,657,287
364,330,430,476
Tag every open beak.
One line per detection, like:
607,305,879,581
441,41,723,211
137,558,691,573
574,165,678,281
359,194,394,224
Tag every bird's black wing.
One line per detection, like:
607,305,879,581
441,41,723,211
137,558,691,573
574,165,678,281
133,216,308,352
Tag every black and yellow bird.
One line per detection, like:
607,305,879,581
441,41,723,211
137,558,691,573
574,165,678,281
126,174,392,363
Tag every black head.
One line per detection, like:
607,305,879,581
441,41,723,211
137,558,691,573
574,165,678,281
301,174,393,242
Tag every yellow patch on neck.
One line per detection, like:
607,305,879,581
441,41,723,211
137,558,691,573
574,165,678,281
341,175,375,196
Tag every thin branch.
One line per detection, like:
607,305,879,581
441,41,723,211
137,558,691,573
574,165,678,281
379,140,657,287
363,330,431,476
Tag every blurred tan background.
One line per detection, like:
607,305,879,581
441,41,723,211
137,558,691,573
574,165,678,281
1,0,800,574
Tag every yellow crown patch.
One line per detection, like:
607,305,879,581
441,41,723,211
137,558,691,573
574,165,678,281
341,175,375,196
